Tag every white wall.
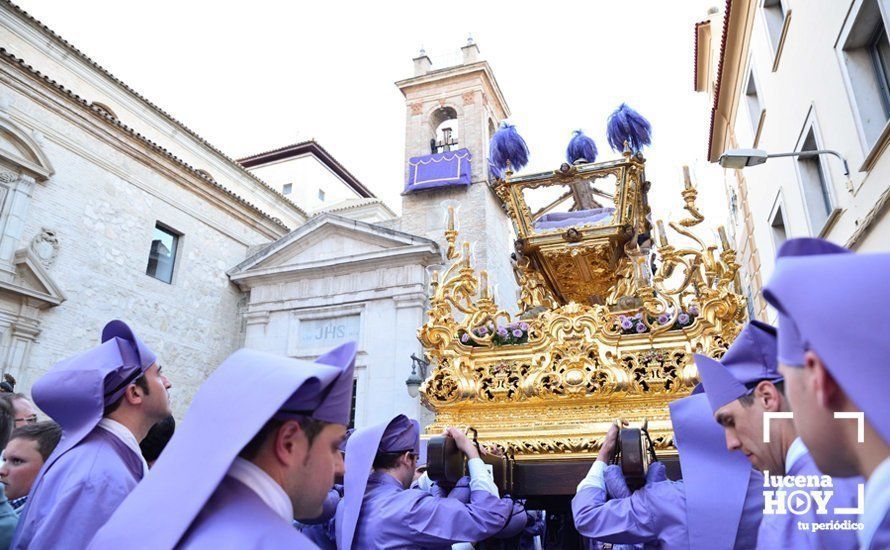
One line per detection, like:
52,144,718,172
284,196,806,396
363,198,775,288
723,0,890,286
247,153,361,213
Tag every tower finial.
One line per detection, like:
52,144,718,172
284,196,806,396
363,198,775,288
466,34,474,46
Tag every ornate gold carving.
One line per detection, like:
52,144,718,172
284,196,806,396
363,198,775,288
419,155,745,461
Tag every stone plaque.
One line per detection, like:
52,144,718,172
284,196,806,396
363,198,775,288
297,315,360,352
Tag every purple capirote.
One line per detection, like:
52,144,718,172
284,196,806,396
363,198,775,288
89,343,356,549
694,320,779,413
763,237,890,447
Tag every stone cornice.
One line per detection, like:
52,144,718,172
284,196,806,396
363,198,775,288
229,214,440,276
0,58,290,241
229,244,439,290
395,61,510,119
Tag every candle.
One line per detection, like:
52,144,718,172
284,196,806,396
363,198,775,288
447,205,455,231
480,270,489,297
431,270,439,285
656,220,668,246
682,166,693,190
462,242,471,266
718,226,730,250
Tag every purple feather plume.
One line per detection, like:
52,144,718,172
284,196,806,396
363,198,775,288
606,103,652,153
489,122,529,178
566,130,598,164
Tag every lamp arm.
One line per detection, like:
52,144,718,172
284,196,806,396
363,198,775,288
766,149,850,176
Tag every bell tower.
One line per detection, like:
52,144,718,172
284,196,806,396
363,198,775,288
396,40,517,310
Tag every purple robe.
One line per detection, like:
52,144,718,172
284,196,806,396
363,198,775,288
335,471,517,549
756,450,861,549
573,472,763,549
12,320,156,549
420,475,530,541
865,509,890,549
574,393,764,549
180,475,315,548
12,428,143,549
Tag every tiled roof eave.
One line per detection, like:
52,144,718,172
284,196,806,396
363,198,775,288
0,47,293,232
2,0,308,219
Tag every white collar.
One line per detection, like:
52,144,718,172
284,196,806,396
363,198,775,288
97,418,148,475
226,457,293,522
860,456,890,549
784,437,808,473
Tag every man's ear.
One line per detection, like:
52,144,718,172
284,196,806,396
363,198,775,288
756,380,782,412
399,451,414,469
123,384,144,406
274,420,308,466
805,350,842,410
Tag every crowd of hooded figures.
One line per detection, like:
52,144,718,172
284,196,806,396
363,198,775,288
0,237,886,549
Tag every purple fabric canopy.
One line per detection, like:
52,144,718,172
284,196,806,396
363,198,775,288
533,207,615,231
89,344,357,549
405,148,472,193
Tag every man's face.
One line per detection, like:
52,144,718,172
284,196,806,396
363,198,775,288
140,364,172,421
12,398,37,428
0,437,44,500
290,423,346,519
715,398,781,472
780,362,857,476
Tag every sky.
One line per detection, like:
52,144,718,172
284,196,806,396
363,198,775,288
17,0,729,227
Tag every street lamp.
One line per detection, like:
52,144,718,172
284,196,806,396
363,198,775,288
718,148,850,176
405,353,430,398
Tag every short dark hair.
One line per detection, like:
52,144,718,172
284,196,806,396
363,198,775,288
739,380,785,407
103,375,150,417
139,415,176,463
10,421,62,461
373,451,411,470
238,417,329,462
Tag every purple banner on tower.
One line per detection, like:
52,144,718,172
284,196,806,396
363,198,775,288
405,148,472,193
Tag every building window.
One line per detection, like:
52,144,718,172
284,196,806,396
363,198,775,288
745,68,765,144
838,0,890,152
318,189,325,202
869,27,890,118
146,223,179,284
763,0,787,51
796,127,834,235
282,183,292,195
770,203,788,253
